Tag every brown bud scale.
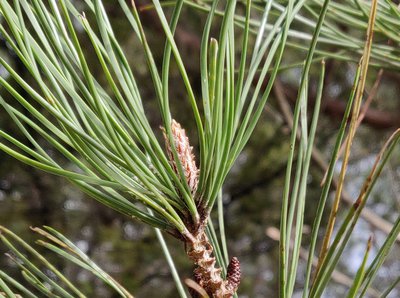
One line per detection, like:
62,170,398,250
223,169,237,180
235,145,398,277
162,119,199,194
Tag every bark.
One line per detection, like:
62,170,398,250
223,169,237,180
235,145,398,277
161,119,241,296
183,227,240,298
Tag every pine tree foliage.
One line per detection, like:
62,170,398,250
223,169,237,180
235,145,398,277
0,0,399,297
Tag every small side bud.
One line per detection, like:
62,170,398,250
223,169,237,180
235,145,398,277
226,257,241,294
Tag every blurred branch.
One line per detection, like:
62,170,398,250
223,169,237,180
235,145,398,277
265,226,380,297
323,99,399,129
321,69,384,185
281,78,400,130
273,79,400,243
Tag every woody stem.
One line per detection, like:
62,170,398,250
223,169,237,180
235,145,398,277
183,226,240,298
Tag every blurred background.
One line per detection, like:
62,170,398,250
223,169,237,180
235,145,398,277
0,1,399,297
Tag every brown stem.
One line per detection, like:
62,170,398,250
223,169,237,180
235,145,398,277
160,118,240,296
183,227,240,298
